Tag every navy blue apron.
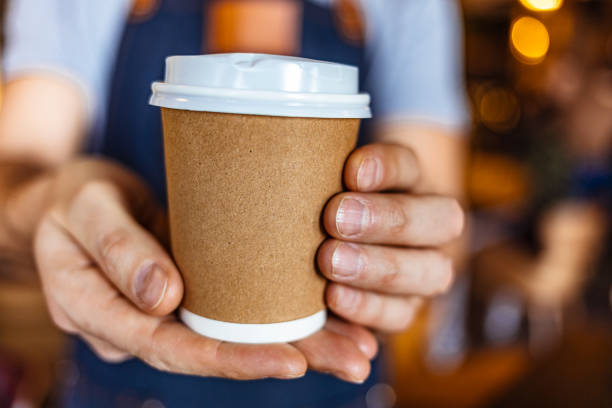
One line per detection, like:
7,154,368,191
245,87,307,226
64,1,384,406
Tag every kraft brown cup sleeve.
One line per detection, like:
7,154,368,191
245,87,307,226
162,109,360,324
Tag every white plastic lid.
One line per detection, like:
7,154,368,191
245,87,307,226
149,53,371,118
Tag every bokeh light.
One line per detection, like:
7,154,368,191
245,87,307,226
468,153,528,207
519,0,564,12
478,86,521,132
510,16,550,64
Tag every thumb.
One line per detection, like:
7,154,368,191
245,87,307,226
56,179,183,315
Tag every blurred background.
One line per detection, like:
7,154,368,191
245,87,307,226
1,0,612,407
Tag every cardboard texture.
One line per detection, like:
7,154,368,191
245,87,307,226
162,109,359,323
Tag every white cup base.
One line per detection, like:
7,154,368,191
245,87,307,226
180,308,327,344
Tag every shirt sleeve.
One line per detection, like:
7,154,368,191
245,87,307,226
359,0,470,129
2,0,131,122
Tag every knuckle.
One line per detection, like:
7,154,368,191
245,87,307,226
193,342,220,377
47,304,76,334
51,315,75,334
136,322,173,373
447,199,465,238
93,347,129,364
380,255,401,288
404,148,421,183
72,180,116,207
98,228,131,269
413,264,430,295
37,205,65,234
391,145,415,183
66,180,122,225
216,362,253,380
369,295,386,326
33,208,61,255
395,313,415,332
393,305,417,332
133,340,157,369
144,351,172,374
437,256,454,293
134,340,162,372
385,199,408,235
424,252,453,296
37,207,59,229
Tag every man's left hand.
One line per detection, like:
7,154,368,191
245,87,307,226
318,143,464,332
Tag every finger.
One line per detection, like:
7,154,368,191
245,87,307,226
293,326,371,383
318,240,453,296
83,292,307,379
81,333,131,363
323,193,464,246
36,211,307,380
97,298,307,379
327,284,423,332
324,317,378,360
56,180,183,315
36,215,132,366
344,143,420,192
150,320,307,380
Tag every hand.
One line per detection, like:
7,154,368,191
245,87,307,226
318,143,464,332
33,159,376,382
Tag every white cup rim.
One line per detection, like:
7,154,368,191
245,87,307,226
150,82,371,118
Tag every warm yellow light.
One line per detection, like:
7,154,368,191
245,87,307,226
510,16,550,64
478,86,521,132
519,0,563,12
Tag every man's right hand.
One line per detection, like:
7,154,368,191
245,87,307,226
32,159,377,382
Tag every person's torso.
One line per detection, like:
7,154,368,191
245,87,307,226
66,1,383,406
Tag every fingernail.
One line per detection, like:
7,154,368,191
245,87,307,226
357,341,376,359
336,198,368,237
331,243,364,279
134,263,168,310
357,158,381,191
335,285,359,311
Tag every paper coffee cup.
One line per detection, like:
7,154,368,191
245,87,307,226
150,53,370,343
